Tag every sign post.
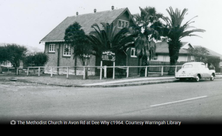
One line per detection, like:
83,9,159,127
101,51,116,80
100,61,103,80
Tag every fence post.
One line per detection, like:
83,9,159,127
161,66,164,76
126,66,129,78
113,62,115,79
50,67,53,77
100,61,103,80
27,67,29,76
145,66,147,77
16,68,19,75
66,67,69,79
83,66,86,80
175,65,177,74
104,65,107,78
38,67,40,76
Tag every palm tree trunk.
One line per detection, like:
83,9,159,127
74,57,77,75
140,55,148,77
168,45,180,75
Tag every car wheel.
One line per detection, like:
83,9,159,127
195,75,200,82
210,74,215,81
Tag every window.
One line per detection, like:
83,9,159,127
117,19,129,28
201,64,206,69
125,22,128,27
131,48,137,57
63,44,71,56
49,44,55,52
183,64,193,68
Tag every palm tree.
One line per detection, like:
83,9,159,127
129,7,165,75
163,7,205,75
87,22,134,57
131,7,164,61
87,22,134,77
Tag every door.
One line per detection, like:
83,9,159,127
200,63,210,78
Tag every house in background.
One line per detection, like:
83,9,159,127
148,40,222,72
192,45,222,72
151,41,195,62
40,6,139,76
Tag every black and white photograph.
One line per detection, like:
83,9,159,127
1,0,222,126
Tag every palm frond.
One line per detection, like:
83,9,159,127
88,22,134,56
180,29,205,39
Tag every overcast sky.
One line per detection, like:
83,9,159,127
0,0,222,54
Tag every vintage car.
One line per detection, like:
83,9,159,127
175,62,215,82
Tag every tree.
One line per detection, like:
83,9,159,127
131,7,164,61
0,45,8,73
87,22,134,57
24,52,48,67
87,22,134,77
187,46,209,62
64,22,92,65
187,46,221,71
33,52,48,66
129,7,165,76
163,7,205,75
5,44,27,74
206,56,220,72
64,22,92,79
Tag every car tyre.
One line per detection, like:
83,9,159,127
210,74,215,81
179,78,186,81
195,75,200,82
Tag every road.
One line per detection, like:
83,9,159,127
1,79,222,124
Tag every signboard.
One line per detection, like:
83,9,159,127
102,51,115,61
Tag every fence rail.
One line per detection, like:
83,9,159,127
26,65,182,80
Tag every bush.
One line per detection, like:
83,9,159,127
24,52,48,67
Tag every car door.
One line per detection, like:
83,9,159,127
201,63,210,78
204,67,211,78
199,63,207,78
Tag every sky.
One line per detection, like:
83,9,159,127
0,0,222,54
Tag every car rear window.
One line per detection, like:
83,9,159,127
183,64,193,68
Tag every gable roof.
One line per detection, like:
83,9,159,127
156,42,222,59
155,41,190,54
40,8,132,43
193,45,222,59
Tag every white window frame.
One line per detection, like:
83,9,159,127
63,43,71,56
117,19,129,28
49,43,55,52
130,48,137,58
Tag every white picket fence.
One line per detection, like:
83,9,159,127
26,65,182,80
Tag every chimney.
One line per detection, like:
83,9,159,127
76,12,78,16
111,6,114,10
94,9,97,13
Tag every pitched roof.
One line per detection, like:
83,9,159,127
40,8,130,43
155,41,190,54
193,45,222,59
156,42,222,59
